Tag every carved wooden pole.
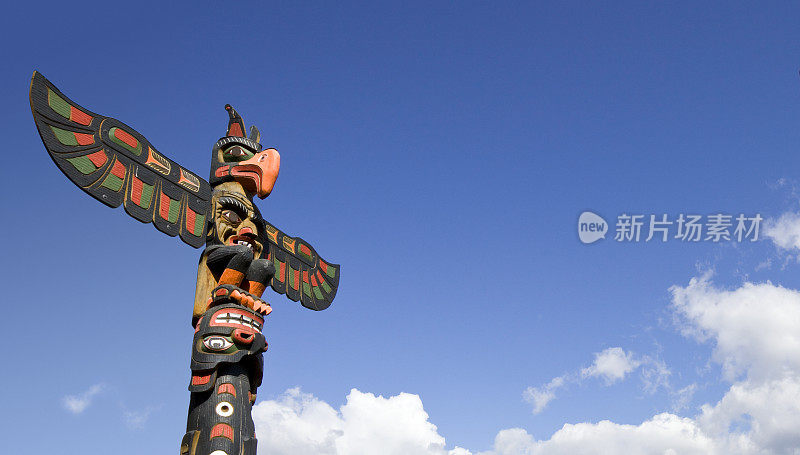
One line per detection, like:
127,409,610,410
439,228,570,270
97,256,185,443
29,72,340,455
181,107,281,455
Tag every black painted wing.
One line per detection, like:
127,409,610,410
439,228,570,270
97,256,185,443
29,71,210,248
261,220,340,311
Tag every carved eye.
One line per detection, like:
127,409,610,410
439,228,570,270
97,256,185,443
222,146,254,162
216,401,234,417
221,210,242,224
203,336,233,352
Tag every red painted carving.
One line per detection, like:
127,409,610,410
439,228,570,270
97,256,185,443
111,160,126,178
215,165,230,178
75,132,94,145
185,209,196,232
71,106,92,125
114,128,138,148
217,383,237,397
210,423,234,441
87,150,107,167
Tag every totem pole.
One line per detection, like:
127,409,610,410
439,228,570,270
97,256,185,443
29,71,340,455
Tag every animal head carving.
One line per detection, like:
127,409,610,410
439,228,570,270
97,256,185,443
209,105,280,199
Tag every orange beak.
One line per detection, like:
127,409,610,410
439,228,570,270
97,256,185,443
230,148,281,199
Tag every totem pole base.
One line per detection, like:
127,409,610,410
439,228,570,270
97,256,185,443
183,302,266,455
182,364,258,455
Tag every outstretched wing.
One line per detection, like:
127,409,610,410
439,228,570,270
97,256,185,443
261,220,340,311
29,71,210,248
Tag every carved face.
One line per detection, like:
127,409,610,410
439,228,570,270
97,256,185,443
210,137,280,200
209,188,264,259
190,302,267,393
197,306,265,355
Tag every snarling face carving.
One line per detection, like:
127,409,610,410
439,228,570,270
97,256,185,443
209,189,264,259
191,303,267,378
209,105,280,199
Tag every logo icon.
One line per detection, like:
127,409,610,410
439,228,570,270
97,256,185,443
578,211,607,244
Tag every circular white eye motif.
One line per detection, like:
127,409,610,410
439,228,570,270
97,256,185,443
203,336,233,352
216,401,234,417
209,451,229,455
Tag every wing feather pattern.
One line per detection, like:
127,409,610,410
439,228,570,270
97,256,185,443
29,71,210,248
261,220,340,311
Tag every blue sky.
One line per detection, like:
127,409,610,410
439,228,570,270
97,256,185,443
3,2,800,454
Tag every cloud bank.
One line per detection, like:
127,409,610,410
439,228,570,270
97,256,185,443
253,272,800,454
252,387,470,455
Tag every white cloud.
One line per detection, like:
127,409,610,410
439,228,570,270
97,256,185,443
639,355,671,394
696,376,800,453
764,211,800,251
670,384,697,413
253,387,469,455
252,387,340,454
523,376,566,415
581,347,640,384
668,273,800,453
123,405,159,430
670,273,800,382
522,347,666,415
474,428,536,455
476,414,717,455
62,383,105,414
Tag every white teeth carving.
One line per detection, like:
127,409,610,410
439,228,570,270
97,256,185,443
214,312,262,330
235,240,254,252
